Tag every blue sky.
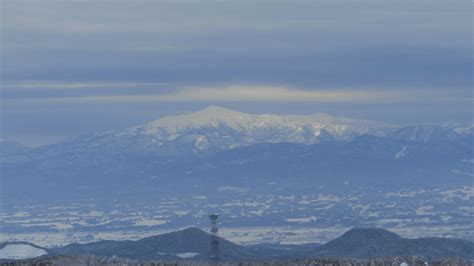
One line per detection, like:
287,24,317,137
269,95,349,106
1,1,472,146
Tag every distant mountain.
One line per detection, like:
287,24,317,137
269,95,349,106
53,227,257,261
2,134,472,202
390,125,471,143
4,106,470,162
1,106,472,202
312,227,474,260
8,106,391,160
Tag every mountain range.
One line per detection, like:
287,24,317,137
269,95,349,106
2,106,472,160
2,227,473,261
52,227,256,261
1,106,472,201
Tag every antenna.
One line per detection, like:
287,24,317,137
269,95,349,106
209,214,220,263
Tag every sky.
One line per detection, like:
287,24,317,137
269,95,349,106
1,0,472,146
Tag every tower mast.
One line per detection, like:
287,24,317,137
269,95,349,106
209,214,220,263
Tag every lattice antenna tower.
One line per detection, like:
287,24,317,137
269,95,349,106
209,214,220,263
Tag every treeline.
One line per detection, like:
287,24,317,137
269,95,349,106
0,255,470,266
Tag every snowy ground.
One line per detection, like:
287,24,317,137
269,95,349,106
0,243,47,260
1,185,473,247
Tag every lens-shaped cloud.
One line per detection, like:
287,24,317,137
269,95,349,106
3,84,470,104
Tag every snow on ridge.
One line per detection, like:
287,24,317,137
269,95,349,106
43,106,471,154
285,216,318,223
129,105,390,138
218,186,250,193
395,145,408,160
175,252,200,259
453,124,474,135
141,106,288,133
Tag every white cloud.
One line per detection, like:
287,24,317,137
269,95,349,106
4,84,471,104
157,85,399,102
4,81,167,90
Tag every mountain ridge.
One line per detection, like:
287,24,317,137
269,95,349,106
2,106,471,160
1,133,471,202
4,227,471,261
314,227,474,260
53,227,257,261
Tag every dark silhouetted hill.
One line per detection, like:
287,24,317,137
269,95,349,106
313,227,474,260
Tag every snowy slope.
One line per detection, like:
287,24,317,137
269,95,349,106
133,105,391,139
8,106,472,160
97,106,469,152
101,106,395,154
0,243,48,260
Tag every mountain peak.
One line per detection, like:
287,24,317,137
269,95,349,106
198,105,242,114
191,105,246,119
141,227,210,242
341,227,402,241
175,227,208,235
127,106,394,143
141,105,250,132
314,227,474,259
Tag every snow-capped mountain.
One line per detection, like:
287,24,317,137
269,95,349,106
4,106,471,160
134,106,471,147
134,105,390,138
117,106,473,145
48,106,395,156
132,105,394,144
1,107,471,202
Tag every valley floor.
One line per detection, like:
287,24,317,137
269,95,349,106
1,185,473,247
